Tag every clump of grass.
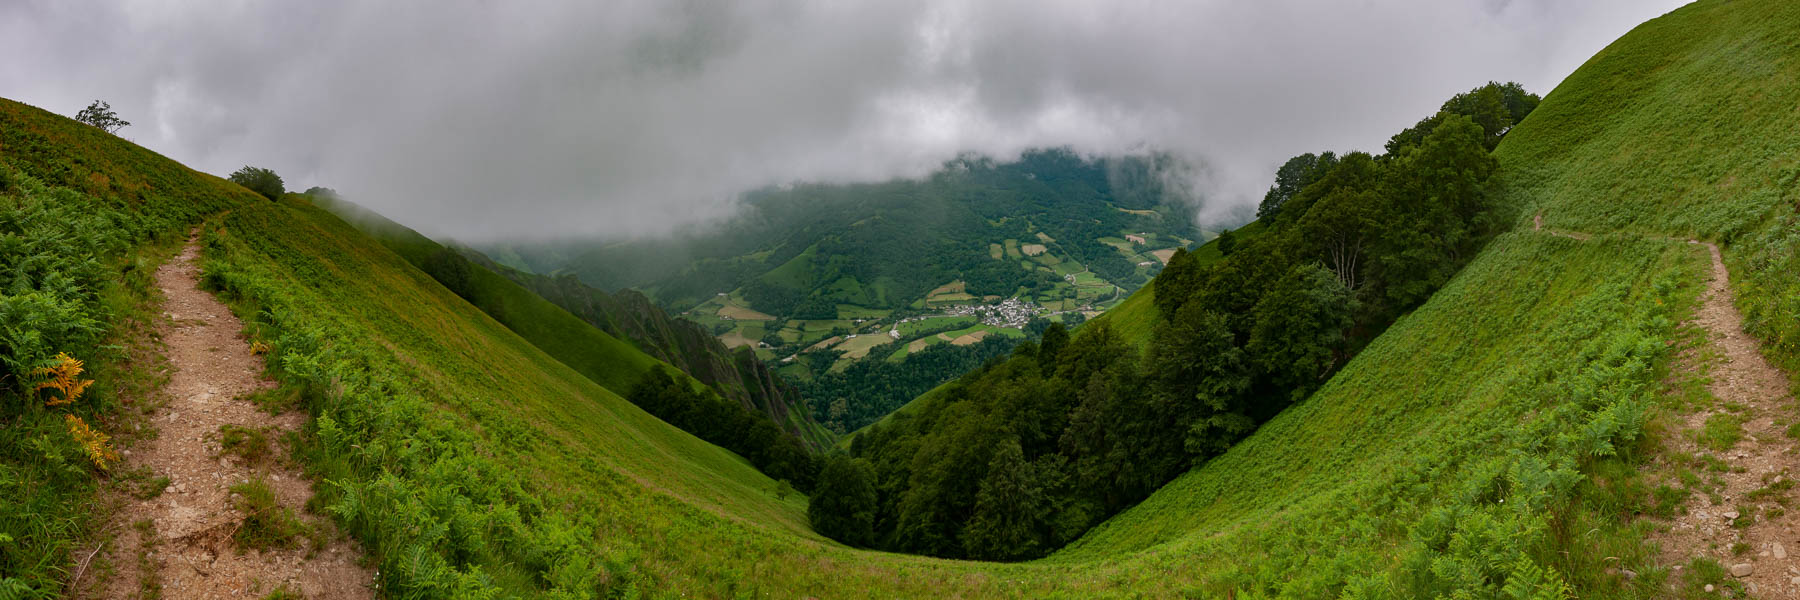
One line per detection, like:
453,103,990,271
229,478,309,551
1731,504,1757,529
1698,413,1744,451
116,466,171,500
219,424,274,465
133,519,161,600
245,383,305,415
1745,476,1794,504
1677,557,1745,599
262,583,304,599
1649,484,1688,518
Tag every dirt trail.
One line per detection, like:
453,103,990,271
92,234,373,599
1653,240,1800,595
1532,212,1798,594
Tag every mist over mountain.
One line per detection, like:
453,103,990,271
1,0,1682,240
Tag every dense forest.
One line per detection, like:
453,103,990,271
810,82,1539,560
803,336,1021,433
626,367,817,491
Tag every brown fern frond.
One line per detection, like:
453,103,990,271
64,414,117,470
32,352,94,407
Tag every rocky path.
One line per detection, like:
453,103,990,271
92,234,373,599
1654,240,1799,596
1533,214,1800,595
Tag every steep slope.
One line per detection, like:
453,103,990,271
315,196,832,449
473,257,833,449
10,1,1799,595
0,98,263,597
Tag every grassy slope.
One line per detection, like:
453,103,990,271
310,197,732,397
0,98,258,595
14,1,1798,593
1495,0,1800,388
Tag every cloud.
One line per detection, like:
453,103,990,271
0,0,1688,240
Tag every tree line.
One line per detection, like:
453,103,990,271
807,82,1539,560
627,366,817,490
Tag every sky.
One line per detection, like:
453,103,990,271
1,0,1689,241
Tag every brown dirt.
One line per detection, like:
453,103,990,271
716,302,775,321
1652,240,1799,595
949,330,991,346
90,234,374,600
1151,249,1177,264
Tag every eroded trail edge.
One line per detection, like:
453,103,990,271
95,234,373,600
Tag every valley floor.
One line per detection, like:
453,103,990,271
89,234,372,599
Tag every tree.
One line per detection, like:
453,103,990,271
961,438,1051,560
1258,152,1338,220
1387,82,1541,153
1215,229,1238,256
1152,248,1200,319
1247,263,1353,403
1145,304,1250,461
1375,113,1497,308
73,100,130,134
809,453,878,546
230,166,285,201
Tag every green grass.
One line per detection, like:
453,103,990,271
8,1,1800,594
1698,412,1745,451
315,196,663,394
1495,0,1800,390
229,478,311,552
219,424,275,466
0,98,255,596
834,304,890,320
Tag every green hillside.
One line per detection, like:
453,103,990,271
6,0,1800,596
312,195,833,450
495,149,1197,382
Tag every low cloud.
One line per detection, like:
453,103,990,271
1,0,1687,240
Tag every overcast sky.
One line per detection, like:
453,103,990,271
2,0,1687,241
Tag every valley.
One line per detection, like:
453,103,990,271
4,1,1800,598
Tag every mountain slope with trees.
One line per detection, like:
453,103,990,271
5,2,1799,596
823,80,1536,560
315,195,834,451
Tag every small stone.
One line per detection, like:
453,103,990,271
1621,569,1637,580
1725,510,1741,520
1704,584,1714,592
1731,562,1754,577
1791,576,1800,584
1777,542,1788,559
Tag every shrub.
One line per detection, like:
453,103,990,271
230,166,285,201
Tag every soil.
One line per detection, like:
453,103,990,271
1651,240,1800,596
89,234,374,600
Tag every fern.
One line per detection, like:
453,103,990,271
31,351,92,406
63,414,116,469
